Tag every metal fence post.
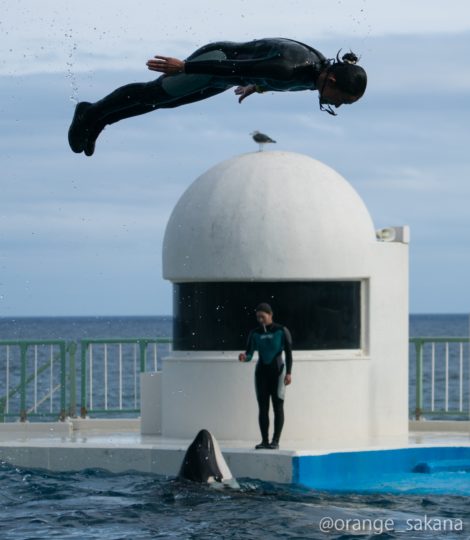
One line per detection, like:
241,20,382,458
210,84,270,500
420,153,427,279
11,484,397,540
414,340,423,420
80,341,88,418
58,342,66,421
19,343,27,422
68,341,77,418
139,340,147,373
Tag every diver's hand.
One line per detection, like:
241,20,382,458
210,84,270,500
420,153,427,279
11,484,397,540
238,353,247,362
234,85,256,104
146,55,185,74
284,374,292,385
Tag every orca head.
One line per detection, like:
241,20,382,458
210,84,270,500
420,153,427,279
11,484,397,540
178,429,222,483
178,429,239,488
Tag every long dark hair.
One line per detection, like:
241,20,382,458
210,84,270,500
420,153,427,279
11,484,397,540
319,50,367,115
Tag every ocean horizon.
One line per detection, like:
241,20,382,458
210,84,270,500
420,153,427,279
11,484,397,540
1,313,470,341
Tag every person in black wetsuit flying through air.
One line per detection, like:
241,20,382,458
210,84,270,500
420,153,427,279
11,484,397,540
68,37,367,156
239,303,293,450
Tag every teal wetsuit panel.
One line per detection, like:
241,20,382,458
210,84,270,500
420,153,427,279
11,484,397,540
244,322,293,374
249,328,284,365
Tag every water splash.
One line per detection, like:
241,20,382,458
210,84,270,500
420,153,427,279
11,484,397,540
65,28,79,104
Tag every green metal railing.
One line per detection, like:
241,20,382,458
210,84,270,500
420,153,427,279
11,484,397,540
0,337,171,422
1,337,468,422
411,337,470,420
0,340,67,422
79,338,172,418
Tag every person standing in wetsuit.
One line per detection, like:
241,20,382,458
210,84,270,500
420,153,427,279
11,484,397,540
239,302,293,450
68,37,367,156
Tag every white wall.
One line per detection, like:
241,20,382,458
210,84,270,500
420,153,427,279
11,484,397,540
368,242,409,442
161,353,372,445
159,240,409,447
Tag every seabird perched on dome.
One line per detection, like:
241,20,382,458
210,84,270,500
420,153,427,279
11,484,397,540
250,131,276,152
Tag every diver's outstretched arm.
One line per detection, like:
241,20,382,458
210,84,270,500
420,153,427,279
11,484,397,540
146,58,262,103
147,52,282,79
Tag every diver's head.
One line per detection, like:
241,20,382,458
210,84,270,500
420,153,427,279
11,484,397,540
318,50,367,115
255,302,273,326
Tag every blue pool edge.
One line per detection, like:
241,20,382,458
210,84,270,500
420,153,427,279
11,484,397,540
292,446,470,495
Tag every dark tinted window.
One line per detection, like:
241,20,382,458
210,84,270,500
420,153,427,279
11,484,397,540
172,281,361,350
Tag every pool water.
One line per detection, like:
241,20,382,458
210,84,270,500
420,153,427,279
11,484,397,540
1,463,469,540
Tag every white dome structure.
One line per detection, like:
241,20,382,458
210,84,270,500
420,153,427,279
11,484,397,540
162,151,376,280
144,149,410,447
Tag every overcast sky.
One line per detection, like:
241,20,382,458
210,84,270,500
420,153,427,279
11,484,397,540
1,0,470,316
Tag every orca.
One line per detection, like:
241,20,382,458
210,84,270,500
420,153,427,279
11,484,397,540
177,429,240,489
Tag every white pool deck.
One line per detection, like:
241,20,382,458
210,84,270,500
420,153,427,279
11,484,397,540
0,419,469,484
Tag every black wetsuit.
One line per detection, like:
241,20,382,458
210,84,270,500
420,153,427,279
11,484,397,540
244,322,293,443
82,38,328,138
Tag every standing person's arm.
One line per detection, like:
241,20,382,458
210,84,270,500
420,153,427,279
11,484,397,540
239,330,256,362
283,326,293,384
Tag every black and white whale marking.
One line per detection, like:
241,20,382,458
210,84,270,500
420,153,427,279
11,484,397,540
178,429,240,489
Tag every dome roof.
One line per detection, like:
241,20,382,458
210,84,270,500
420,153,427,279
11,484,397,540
162,151,376,280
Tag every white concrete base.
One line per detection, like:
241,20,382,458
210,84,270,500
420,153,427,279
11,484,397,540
140,372,162,435
0,419,468,483
409,420,470,433
71,417,140,432
0,420,73,436
160,352,408,447
0,444,294,482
